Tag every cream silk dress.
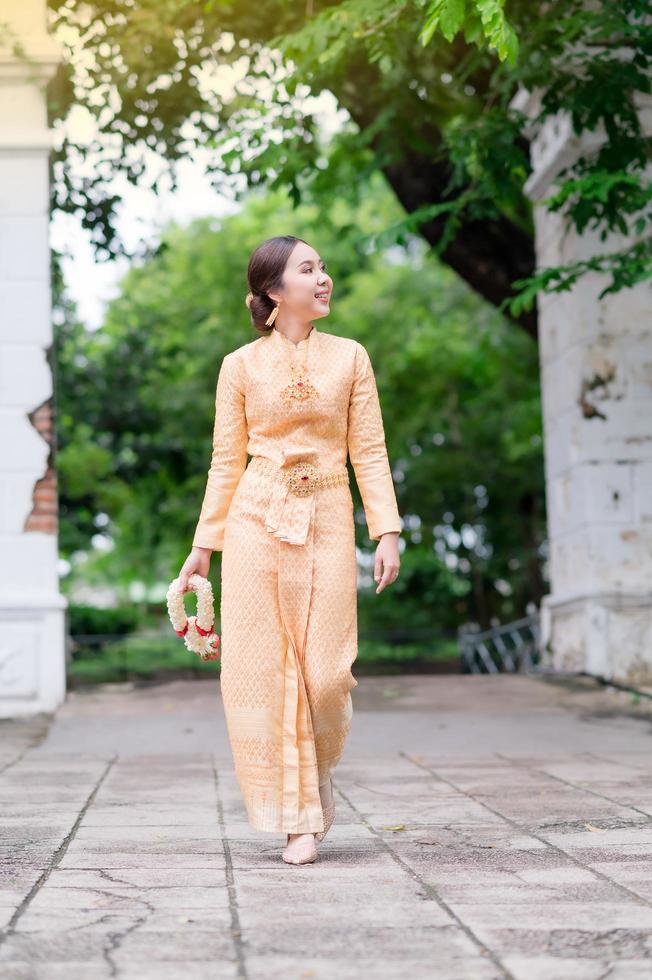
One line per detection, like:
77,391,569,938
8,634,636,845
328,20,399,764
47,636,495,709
192,324,402,833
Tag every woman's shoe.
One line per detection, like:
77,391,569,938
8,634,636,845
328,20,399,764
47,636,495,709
315,779,335,842
282,833,318,865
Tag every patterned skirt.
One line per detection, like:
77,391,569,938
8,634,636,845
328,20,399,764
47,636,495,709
219,454,359,833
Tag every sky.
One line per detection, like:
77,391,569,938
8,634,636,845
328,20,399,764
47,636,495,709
47,30,342,333
50,151,240,332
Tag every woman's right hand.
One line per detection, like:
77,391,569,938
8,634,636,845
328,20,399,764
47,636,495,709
178,546,213,592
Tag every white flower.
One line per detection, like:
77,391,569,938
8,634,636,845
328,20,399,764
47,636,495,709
166,573,220,661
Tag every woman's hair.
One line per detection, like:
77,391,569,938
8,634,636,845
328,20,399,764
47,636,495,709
246,235,309,333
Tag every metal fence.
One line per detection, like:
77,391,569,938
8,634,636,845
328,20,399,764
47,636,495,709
458,613,544,674
69,618,546,677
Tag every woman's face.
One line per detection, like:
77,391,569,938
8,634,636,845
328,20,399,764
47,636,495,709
270,241,332,321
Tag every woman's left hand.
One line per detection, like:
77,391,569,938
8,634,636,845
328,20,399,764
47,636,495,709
374,531,401,594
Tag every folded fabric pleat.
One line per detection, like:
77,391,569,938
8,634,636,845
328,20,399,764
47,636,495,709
263,476,316,546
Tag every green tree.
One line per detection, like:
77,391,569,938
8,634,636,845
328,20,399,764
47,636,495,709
55,182,545,627
7,0,641,339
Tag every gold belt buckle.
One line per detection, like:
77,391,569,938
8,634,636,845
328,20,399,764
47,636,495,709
285,460,321,496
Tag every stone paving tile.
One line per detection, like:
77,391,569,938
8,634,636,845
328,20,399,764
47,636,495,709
588,860,652,903
420,876,629,905
72,824,223,843
582,795,652,817
0,928,235,962
237,921,485,962
341,797,508,828
1,839,70,865
2,676,652,979
79,804,220,827
1,963,237,980
0,909,14,930
525,759,651,783
116,966,238,980
435,900,652,966
331,747,652,974
57,848,226,870
93,789,218,806
233,863,444,909
25,873,230,913
414,827,550,852
537,826,652,856
0,821,81,841
15,905,232,932
218,820,376,843
28,866,224,891
502,956,650,980
244,953,500,980
239,893,453,930
589,752,652,772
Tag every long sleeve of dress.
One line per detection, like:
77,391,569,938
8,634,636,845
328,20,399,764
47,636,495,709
347,342,402,542
192,352,248,552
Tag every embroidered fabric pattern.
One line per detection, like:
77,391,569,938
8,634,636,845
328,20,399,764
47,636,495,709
192,325,402,833
276,324,320,405
249,455,349,496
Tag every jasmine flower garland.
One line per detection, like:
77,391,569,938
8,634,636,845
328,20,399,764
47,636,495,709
166,573,220,661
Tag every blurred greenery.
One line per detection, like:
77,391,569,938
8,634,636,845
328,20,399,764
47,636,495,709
38,0,652,332
25,0,646,684
55,177,545,663
67,634,460,687
67,604,141,637
68,636,218,686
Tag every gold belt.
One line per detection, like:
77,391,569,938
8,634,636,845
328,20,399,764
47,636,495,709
249,455,349,497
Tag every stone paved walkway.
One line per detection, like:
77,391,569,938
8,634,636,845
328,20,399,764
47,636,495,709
1,673,652,979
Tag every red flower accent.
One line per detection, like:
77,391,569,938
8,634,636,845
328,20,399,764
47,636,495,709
195,621,214,636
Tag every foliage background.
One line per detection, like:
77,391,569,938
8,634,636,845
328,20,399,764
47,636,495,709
54,178,546,647
9,0,645,672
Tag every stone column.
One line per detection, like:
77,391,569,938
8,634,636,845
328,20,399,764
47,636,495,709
0,1,66,716
511,88,652,687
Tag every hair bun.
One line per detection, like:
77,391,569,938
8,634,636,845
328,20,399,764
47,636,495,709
245,291,254,309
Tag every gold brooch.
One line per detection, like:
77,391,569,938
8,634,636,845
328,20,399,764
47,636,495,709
278,330,319,404
280,372,320,403
285,461,321,496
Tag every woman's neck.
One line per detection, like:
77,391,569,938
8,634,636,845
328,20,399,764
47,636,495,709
273,321,314,345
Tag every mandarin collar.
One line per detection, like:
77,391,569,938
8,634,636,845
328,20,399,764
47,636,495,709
270,324,317,350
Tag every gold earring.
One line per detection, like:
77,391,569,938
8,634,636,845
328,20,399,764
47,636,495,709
265,302,280,327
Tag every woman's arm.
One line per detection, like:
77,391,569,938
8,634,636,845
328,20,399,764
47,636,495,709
347,341,402,543
192,351,248,552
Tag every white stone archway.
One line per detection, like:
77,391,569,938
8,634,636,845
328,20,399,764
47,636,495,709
513,88,652,686
0,1,66,716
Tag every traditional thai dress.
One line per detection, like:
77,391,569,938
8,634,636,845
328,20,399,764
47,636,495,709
192,324,401,833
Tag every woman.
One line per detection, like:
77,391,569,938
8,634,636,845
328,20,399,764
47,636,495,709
178,235,401,865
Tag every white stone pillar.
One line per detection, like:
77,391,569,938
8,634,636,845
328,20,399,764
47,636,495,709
512,88,652,687
0,1,67,716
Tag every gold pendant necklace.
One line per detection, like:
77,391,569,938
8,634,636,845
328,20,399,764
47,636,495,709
280,333,319,405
